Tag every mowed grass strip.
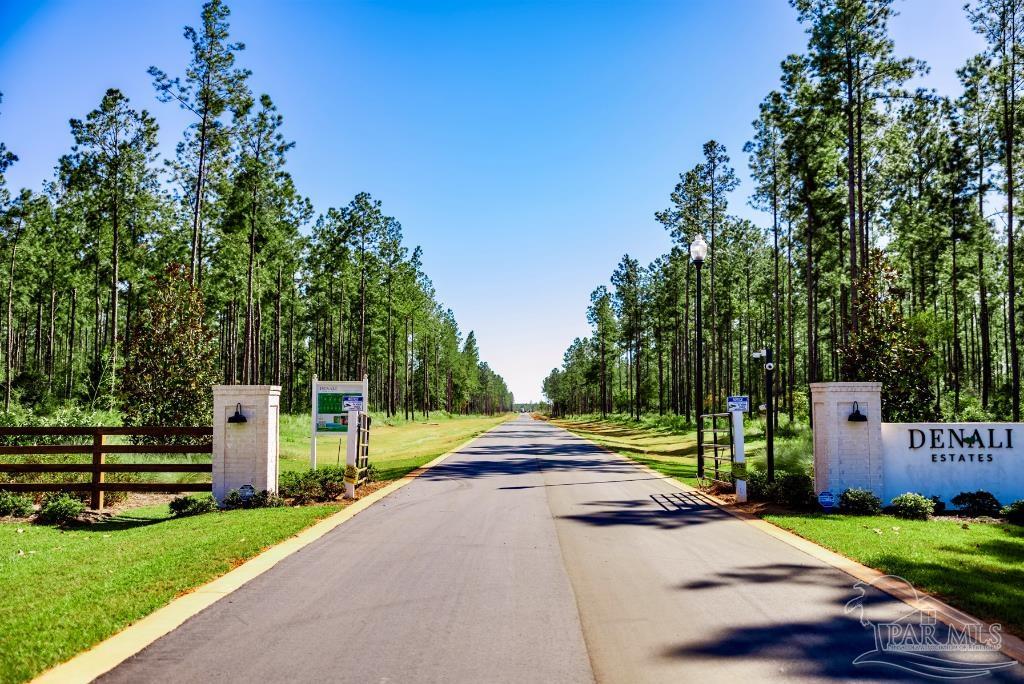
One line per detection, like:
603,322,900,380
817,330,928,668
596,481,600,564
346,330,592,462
279,412,511,479
552,416,702,486
551,414,810,488
0,504,343,684
765,513,1024,637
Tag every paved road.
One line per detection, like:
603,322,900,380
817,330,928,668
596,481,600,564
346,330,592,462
102,416,1022,683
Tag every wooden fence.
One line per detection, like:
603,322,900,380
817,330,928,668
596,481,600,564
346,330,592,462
0,426,213,509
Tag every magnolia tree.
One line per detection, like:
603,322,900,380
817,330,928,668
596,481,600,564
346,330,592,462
120,264,218,434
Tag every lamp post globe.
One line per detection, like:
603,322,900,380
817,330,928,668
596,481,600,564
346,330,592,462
691,233,706,479
689,233,708,265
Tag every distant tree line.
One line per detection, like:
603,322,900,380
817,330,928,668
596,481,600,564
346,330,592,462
545,0,1020,424
0,0,512,418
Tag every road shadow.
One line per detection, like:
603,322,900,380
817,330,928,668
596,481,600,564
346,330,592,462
559,493,731,530
669,563,1023,681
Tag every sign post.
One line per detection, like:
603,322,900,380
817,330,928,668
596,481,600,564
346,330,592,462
727,395,748,503
310,375,369,470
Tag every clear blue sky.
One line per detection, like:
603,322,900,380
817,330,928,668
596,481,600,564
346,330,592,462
0,0,983,402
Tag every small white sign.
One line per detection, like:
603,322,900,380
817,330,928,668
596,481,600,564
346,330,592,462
727,395,749,412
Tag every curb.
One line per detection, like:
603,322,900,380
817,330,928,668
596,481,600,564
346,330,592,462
31,430,494,684
552,420,1024,667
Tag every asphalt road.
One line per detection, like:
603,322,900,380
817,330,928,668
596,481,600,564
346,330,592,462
101,416,1023,683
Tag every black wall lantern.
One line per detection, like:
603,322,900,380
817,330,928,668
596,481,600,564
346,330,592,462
227,403,247,424
848,401,868,422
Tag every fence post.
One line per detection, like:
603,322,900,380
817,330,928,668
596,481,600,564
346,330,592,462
91,430,105,510
730,409,746,503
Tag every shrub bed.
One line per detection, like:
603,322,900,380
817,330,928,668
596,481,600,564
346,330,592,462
839,488,882,515
889,492,934,520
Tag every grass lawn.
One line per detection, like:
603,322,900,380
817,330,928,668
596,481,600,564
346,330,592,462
0,503,344,684
551,413,808,487
765,513,1024,636
279,412,511,479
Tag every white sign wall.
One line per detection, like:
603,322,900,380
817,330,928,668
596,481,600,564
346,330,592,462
881,423,1024,505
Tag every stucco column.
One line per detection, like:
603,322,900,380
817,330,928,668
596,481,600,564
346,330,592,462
810,382,883,498
212,385,281,503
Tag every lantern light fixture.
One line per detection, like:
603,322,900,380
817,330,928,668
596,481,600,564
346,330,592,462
227,403,248,424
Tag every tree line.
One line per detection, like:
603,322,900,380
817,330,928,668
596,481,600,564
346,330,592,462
0,0,513,418
545,0,1020,425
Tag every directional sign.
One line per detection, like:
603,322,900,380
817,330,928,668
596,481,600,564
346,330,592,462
727,395,749,412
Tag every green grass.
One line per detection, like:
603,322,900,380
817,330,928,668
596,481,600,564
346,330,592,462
279,412,511,479
765,513,1024,636
0,503,344,684
552,413,811,487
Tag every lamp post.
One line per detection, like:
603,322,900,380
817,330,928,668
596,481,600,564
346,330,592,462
690,233,707,479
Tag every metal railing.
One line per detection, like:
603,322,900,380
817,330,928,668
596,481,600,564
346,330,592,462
698,413,734,486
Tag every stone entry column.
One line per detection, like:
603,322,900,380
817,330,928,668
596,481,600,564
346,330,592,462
810,382,883,498
212,385,281,503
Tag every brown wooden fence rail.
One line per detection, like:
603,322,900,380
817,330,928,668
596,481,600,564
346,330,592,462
0,426,213,510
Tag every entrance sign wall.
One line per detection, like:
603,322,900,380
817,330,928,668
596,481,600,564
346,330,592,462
881,423,1022,504
812,382,1024,505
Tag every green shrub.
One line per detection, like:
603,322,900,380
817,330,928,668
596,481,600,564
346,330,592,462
1001,500,1024,526
317,466,346,500
889,492,934,520
839,488,882,515
36,492,85,524
221,490,245,510
169,494,217,517
951,491,1001,518
249,489,285,508
773,473,817,510
279,471,320,504
929,496,946,514
222,489,286,510
365,462,379,483
0,490,34,517
745,470,775,501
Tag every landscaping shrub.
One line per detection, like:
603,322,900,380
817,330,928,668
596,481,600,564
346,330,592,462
889,492,934,520
365,462,379,483
317,466,346,500
36,492,85,524
745,470,775,501
279,471,321,504
222,489,286,510
929,496,946,514
169,494,217,517
839,488,881,515
773,473,817,510
1001,500,1024,526
0,490,34,517
249,489,285,508
951,490,1001,518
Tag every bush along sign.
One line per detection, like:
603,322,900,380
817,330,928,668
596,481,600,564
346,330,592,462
881,424,1022,506
812,383,1024,507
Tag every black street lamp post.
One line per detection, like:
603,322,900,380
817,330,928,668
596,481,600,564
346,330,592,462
690,233,707,479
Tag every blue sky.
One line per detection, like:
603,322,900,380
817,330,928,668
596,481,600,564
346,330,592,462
0,0,984,402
